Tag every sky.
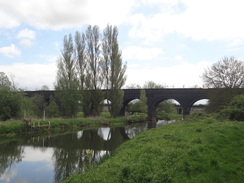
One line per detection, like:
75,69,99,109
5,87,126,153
0,0,244,90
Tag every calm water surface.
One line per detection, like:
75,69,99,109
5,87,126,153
0,120,172,183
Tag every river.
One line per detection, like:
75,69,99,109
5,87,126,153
0,120,173,183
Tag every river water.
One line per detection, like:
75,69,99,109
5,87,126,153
0,120,173,183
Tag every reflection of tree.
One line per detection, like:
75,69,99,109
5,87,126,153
52,133,80,183
0,141,23,177
52,127,130,182
0,125,142,183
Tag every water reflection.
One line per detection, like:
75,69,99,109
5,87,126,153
0,120,171,183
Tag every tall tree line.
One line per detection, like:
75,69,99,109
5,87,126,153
55,25,126,118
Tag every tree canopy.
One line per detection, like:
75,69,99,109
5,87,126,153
202,57,244,88
0,72,24,121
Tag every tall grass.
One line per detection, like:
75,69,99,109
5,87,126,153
63,119,244,183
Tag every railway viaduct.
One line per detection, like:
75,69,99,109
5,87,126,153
25,88,244,121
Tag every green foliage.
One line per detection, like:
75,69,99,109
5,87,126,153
63,120,244,183
143,80,164,88
139,90,147,113
0,72,12,88
89,90,104,117
46,96,59,118
0,87,24,121
0,117,127,135
107,90,124,117
30,94,47,118
56,80,81,117
0,121,25,134
157,99,175,114
82,90,92,117
126,90,148,115
218,94,244,121
207,88,243,113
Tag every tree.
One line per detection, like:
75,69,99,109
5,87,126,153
127,90,148,114
40,85,49,91
142,81,175,116
46,96,59,118
75,31,86,90
126,83,141,89
0,72,24,121
85,25,104,116
143,81,164,88
55,34,81,117
202,57,244,88
157,100,175,114
138,89,148,113
30,94,47,118
206,88,243,113
102,25,127,117
0,72,11,88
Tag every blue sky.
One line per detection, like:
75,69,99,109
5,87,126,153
0,0,244,90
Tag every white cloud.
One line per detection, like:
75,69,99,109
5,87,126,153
128,0,244,43
1,62,57,90
0,44,21,58
0,10,20,28
126,60,212,88
123,46,164,60
0,0,135,30
16,28,36,47
19,39,33,47
16,28,36,39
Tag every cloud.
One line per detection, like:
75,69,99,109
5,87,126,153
128,0,244,43
1,62,57,90
0,44,21,58
16,28,36,47
0,0,135,30
19,39,33,47
126,60,212,88
16,28,36,39
123,46,164,60
0,10,20,28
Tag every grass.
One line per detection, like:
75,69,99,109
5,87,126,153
157,113,183,120
0,116,127,137
63,118,244,183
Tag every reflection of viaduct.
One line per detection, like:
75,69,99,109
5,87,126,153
25,88,244,121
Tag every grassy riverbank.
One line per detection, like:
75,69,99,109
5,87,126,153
0,117,127,137
63,118,244,183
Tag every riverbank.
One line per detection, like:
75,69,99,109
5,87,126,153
0,117,128,138
63,118,244,183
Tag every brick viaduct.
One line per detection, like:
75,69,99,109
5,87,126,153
25,88,244,121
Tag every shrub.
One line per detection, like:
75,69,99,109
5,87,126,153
218,94,244,121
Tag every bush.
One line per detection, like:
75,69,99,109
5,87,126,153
0,87,24,121
218,94,244,121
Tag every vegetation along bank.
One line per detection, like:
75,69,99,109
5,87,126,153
0,116,128,138
63,118,244,183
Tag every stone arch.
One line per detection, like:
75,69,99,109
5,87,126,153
119,97,140,116
149,97,183,119
189,98,209,114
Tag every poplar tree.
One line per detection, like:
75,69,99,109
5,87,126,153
75,31,86,90
55,34,80,117
85,25,104,116
102,25,127,117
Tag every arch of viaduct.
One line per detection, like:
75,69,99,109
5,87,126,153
25,88,244,121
